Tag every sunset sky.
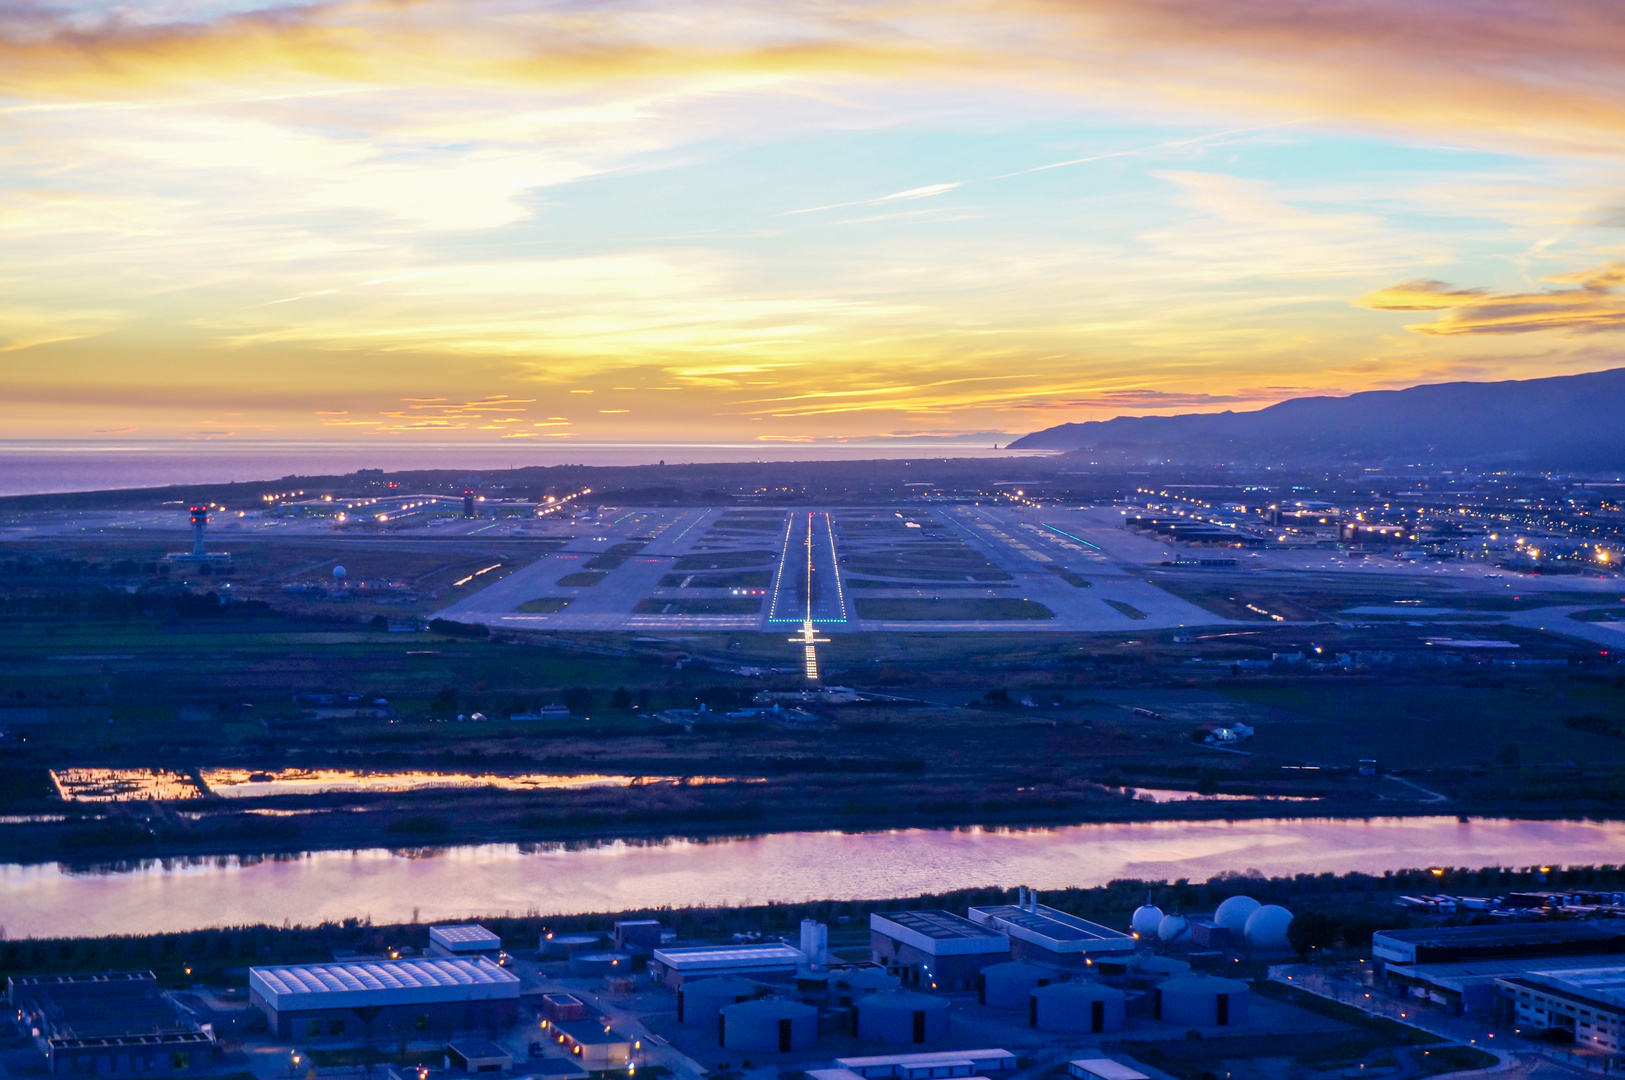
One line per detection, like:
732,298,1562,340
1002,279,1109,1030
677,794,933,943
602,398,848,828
4,0,1625,444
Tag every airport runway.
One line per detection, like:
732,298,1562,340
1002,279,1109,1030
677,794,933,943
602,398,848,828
13,498,1616,642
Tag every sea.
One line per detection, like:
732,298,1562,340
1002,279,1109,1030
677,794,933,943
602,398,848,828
0,441,1035,498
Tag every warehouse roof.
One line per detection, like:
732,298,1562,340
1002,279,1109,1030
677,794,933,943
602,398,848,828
968,905,1134,954
651,944,804,972
1377,923,1618,946
872,911,1008,957
1389,952,1625,992
250,958,519,1011
430,925,501,949
554,1021,634,1046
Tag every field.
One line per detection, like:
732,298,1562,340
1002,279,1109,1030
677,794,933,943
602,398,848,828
4,492,1625,864
852,597,1054,620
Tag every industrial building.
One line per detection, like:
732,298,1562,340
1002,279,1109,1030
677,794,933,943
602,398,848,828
1382,952,1625,1015
855,991,951,1044
870,911,1010,990
551,1021,638,1070
832,1049,1016,1078
1499,966,1625,1052
1152,976,1249,1027
1030,982,1125,1034
428,925,501,959
614,920,664,951
541,993,587,1022
677,977,763,1026
1067,1061,1148,1080
717,998,818,1052
967,895,1134,969
8,972,216,1079
1373,922,1625,966
649,943,805,988
447,1041,512,1074
248,957,521,1040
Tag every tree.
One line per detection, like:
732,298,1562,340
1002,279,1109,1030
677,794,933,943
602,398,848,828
563,687,594,714
369,615,389,631
1287,910,1337,957
611,687,632,709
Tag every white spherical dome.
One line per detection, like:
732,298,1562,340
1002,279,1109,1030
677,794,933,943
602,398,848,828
1131,905,1164,936
332,565,347,579
1156,914,1190,943
1245,905,1294,951
1214,895,1261,935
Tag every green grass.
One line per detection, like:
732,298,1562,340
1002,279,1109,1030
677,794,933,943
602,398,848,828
584,554,627,570
672,551,776,571
1254,979,1438,1045
1046,567,1091,587
854,598,1053,621
633,597,761,615
844,579,1013,590
557,571,608,587
309,1048,448,1068
1217,680,1625,768
1416,1045,1497,1075
1571,608,1625,622
517,597,572,613
657,570,773,588
1104,599,1147,619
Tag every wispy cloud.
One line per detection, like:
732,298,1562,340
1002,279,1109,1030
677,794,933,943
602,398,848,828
1358,263,1625,335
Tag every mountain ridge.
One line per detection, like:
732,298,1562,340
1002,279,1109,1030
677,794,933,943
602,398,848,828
1008,367,1625,466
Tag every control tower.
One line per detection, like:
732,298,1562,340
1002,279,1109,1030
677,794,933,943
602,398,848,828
165,505,232,563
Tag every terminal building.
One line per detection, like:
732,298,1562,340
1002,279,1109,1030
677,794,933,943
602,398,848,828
248,957,521,1040
870,911,1010,990
8,972,216,1079
967,895,1135,969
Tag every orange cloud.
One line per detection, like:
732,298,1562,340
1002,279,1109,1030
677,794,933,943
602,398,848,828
4,0,1625,156
1358,263,1625,335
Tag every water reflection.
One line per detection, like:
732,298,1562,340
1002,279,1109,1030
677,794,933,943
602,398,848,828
4,816,1622,938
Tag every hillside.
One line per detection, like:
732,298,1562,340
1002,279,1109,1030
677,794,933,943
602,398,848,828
1010,367,1625,466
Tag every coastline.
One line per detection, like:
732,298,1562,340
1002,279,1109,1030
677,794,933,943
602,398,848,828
7,796,1621,871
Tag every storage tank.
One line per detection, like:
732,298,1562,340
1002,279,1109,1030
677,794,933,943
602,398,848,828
569,950,633,976
1029,981,1125,1033
978,961,1061,1009
855,991,951,1044
678,976,761,1026
1130,905,1164,937
1214,895,1260,936
541,932,604,959
1244,905,1294,952
1127,954,1190,988
1156,914,1190,943
1153,975,1250,1027
718,998,818,1052
831,967,900,1006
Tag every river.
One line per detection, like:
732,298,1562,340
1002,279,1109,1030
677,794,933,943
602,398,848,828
1,816,1616,938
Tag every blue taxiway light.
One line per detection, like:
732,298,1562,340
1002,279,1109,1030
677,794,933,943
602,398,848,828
1038,522,1102,550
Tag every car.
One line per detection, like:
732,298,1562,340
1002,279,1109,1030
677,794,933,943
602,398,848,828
529,1043,546,1058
